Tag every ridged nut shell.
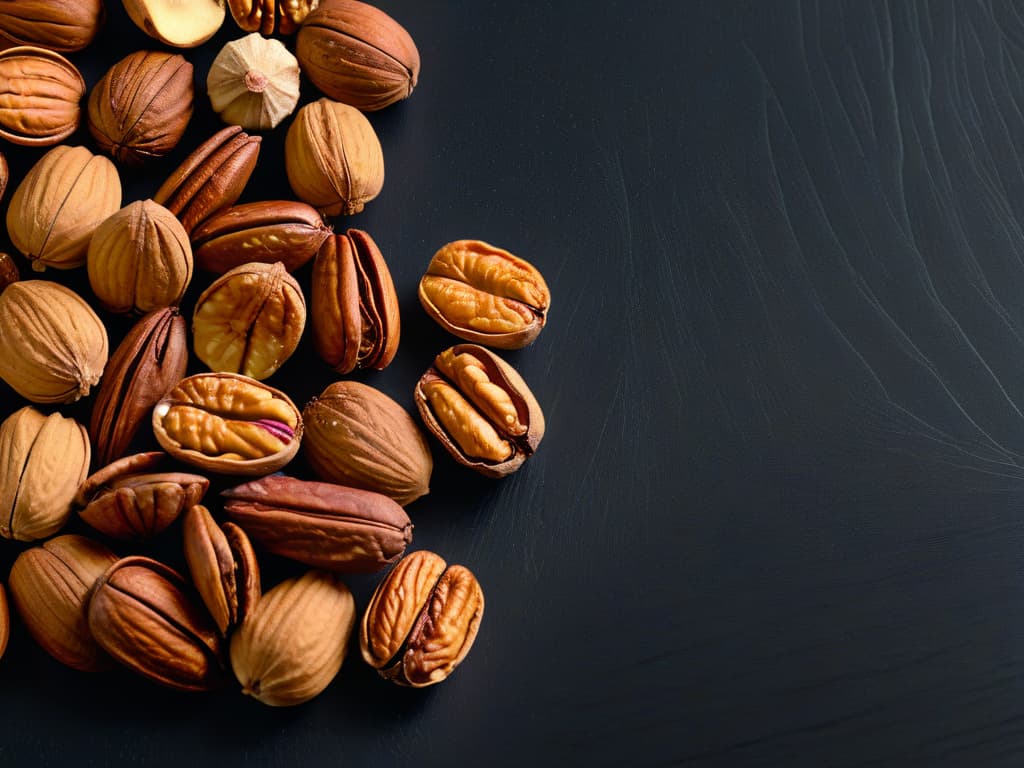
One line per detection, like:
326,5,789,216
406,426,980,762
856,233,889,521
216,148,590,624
0,46,84,146
0,407,90,541
0,0,104,52
88,51,194,167
230,570,355,706
296,0,419,111
0,280,109,403
6,145,122,271
303,381,432,505
87,200,194,314
360,550,484,687
87,556,227,691
89,308,189,467
7,534,117,670
207,33,300,131
284,97,383,217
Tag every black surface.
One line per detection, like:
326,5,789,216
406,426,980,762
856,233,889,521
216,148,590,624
6,1,1024,766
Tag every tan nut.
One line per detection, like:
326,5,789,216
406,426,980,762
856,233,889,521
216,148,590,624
0,46,85,146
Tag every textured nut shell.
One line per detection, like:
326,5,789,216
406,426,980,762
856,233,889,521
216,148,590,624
419,240,551,349
0,407,90,541
208,33,300,131
6,145,121,270
87,556,226,691
192,261,306,380
0,150,7,202
88,51,194,166
0,280,109,403
121,0,225,48
222,474,412,572
284,98,383,217
89,308,188,467
77,469,208,540
0,46,84,146
303,381,432,505
296,0,419,111
87,200,194,314
230,0,318,35
153,126,261,236
0,583,7,661
0,0,104,52
312,229,400,374
8,535,117,670
230,570,355,706
192,200,330,273
152,372,303,475
415,345,545,478
183,504,260,637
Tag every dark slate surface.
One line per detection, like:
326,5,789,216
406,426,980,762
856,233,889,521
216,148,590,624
4,1,1024,765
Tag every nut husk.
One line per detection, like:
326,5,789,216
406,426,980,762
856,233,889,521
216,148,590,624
360,550,484,687
284,97,383,217
311,229,400,374
0,0,105,52
296,0,419,111
222,474,412,573
7,534,118,671
303,381,432,505
88,50,194,166
230,570,355,706
208,33,300,131
6,145,122,271
0,46,85,146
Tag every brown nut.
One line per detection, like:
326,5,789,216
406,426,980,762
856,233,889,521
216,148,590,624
89,308,189,468
303,381,432,505
193,261,306,380
0,252,17,291
182,504,260,637
360,550,484,688
153,372,303,476
87,556,227,691
0,406,90,541
0,0,105,52
75,452,209,540
192,201,330,274
0,46,85,146
415,345,544,478
87,200,194,314
296,0,419,112
7,534,118,671
311,229,399,374
230,570,355,706
88,50,194,167
0,149,7,202
222,474,412,573
229,0,318,35
284,97,384,217
0,583,7,662
153,125,262,237
419,240,551,349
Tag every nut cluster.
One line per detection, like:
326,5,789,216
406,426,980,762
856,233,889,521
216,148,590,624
0,0,551,710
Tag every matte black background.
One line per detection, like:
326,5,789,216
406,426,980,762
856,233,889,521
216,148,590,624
4,1,1024,766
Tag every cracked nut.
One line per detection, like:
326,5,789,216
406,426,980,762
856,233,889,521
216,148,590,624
312,229,400,374
222,474,412,573
0,0,105,52
303,381,432,505
7,534,117,671
183,504,260,638
419,240,550,349
87,556,228,691
191,200,330,274
229,0,318,35
230,570,355,706
75,452,209,540
121,0,226,48
360,550,484,688
0,46,85,146
415,345,544,478
153,372,302,476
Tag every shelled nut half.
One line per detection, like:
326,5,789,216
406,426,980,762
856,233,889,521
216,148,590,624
222,474,412,573
153,372,302,476
415,345,544,478
87,556,228,691
360,550,484,688
419,240,551,349
312,229,400,374
0,46,85,146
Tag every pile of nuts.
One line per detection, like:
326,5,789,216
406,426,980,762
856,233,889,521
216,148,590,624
0,0,551,706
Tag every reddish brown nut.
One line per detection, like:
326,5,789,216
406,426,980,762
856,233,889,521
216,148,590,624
0,0,105,52
0,46,85,146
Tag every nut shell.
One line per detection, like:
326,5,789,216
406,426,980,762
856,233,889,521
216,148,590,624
0,584,8,662
0,46,85,146
0,0,105,52
208,33,300,131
